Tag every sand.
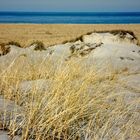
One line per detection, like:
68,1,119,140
0,24,140,47
0,24,140,139
0,29,140,139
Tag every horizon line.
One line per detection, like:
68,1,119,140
0,11,140,13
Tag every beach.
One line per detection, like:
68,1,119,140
0,24,140,139
0,0,140,138
0,24,140,47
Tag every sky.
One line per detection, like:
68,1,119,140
0,0,140,12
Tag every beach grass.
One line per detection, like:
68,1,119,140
0,24,140,47
0,26,140,139
0,57,138,140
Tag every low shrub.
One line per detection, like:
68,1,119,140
7,41,21,47
30,41,46,51
0,43,10,56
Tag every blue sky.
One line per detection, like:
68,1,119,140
0,0,140,12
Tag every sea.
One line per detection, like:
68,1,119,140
0,12,140,24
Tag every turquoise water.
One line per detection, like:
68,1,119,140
0,12,140,24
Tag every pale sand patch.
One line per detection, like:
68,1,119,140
0,31,140,139
0,24,140,47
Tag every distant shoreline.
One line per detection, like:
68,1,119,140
0,12,140,24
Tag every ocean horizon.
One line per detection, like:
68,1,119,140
0,12,140,24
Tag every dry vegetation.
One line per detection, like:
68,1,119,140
30,40,46,51
0,24,140,47
0,26,140,139
0,43,10,56
7,41,22,48
0,57,139,140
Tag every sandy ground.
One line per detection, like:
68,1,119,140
0,28,140,139
0,24,140,47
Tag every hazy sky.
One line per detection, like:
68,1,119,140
0,0,140,12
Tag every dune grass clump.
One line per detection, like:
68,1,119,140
62,30,138,45
110,30,135,37
62,34,86,44
0,43,10,56
0,58,139,139
7,41,21,48
109,30,137,40
0,60,113,139
30,41,46,51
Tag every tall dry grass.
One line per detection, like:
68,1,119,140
0,24,140,47
0,58,139,140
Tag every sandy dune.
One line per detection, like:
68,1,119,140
0,30,140,139
0,24,140,47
